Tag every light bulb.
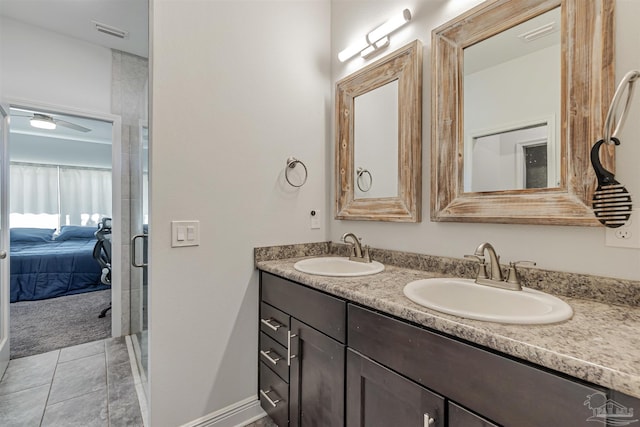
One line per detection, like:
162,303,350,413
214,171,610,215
30,118,56,130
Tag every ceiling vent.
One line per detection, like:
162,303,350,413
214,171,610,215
517,22,557,43
92,20,129,39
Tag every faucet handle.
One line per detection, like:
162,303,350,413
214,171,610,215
505,261,536,285
362,245,371,263
464,254,489,279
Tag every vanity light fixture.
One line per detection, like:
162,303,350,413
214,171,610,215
30,114,56,130
338,8,412,62
361,36,390,59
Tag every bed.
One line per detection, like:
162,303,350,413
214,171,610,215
10,227,109,302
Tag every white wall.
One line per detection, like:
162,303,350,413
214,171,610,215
149,0,330,425
331,0,640,281
0,17,111,113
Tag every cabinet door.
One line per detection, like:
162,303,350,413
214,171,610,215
346,349,444,427
289,318,345,427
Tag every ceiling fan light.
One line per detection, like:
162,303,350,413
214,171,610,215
30,117,56,130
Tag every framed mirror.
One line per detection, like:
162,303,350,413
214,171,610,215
431,0,615,225
336,40,422,222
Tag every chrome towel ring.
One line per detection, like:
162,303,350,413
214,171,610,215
356,167,372,192
603,70,640,145
285,157,308,188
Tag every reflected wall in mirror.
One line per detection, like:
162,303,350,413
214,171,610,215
431,0,615,225
336,40,422,222
354,80,398,199
464,7,560,192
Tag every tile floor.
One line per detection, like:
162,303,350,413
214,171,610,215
0,337,143,426
245,416,278,427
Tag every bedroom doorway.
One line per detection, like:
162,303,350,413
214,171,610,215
5,102,122,359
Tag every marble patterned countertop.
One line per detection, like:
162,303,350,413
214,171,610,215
255,246,640,400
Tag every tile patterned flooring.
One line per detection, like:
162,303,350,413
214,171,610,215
0,337,143,426
245,416,278,427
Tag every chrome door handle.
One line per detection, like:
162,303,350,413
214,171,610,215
260,318,283,332
131,234,148,268
259,389,281,407
0,250,6,259
259,350,282,365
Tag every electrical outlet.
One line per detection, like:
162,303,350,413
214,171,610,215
310,209,320,229
605,210,640,248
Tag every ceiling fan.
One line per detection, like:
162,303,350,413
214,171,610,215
11,109,91,133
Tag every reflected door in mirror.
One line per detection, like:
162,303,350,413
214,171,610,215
466,120,557,192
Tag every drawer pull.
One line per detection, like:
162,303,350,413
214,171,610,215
260,389,281,407
287,331,298,366
424,413,435,426
260,350,282,365
260,318,283,332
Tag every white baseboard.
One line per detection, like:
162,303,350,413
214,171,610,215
180,396,266,427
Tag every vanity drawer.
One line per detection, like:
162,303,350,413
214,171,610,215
259,361,288,427
261,272,346,343
348,304,603,427
260,302,289,346
259,332,289,382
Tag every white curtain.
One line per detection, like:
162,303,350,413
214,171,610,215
10,164,58,214
10,163,112,227
59,167,112,226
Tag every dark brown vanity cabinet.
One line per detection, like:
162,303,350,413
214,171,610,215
348,304,606,427
259,272,346,427
259,272,631,427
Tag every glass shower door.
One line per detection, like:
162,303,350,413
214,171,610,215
130,122,148,390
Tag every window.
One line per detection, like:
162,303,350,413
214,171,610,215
10,162,111,229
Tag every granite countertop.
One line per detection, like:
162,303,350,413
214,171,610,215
256,255,640,400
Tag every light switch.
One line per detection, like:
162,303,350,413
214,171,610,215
171,220,200,247
177,226,186,241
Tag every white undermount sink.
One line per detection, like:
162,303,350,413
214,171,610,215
294,257,384,277
403,278,573,324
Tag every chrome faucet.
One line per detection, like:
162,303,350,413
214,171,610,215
474,242,504,282
465,242,532,291
342,232,371,263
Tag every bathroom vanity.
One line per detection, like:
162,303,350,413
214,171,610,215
256,249,640,427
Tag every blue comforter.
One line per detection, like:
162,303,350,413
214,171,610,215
10,239,108,302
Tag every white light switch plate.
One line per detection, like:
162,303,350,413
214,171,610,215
171,220,200,247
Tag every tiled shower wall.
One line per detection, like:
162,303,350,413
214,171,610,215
111,51,149,335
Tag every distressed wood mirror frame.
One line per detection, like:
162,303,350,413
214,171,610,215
431,0,615,225
336,40,423,222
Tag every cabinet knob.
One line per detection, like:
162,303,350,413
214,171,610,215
424,413,435,426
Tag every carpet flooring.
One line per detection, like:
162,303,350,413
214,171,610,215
10,289,111,359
